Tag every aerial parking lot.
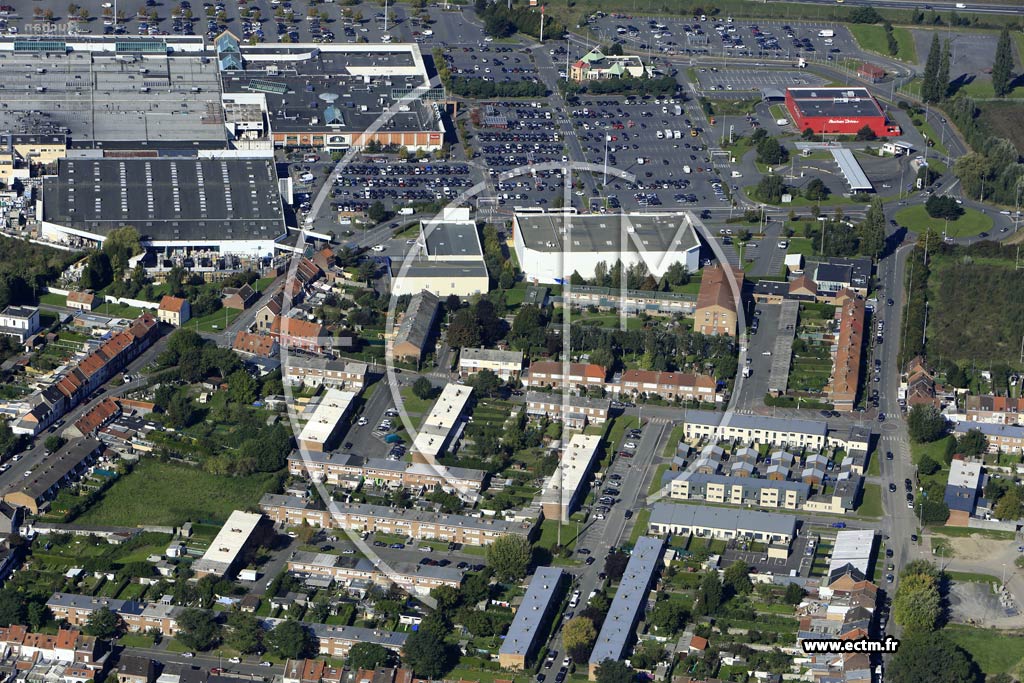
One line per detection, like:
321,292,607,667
583,13,862,63
695,68,827,93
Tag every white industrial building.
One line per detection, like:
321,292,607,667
826,529,876,585
512,211,703,284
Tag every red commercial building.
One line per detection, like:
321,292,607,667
785,87,900,137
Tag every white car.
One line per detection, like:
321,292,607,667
624,442,637,449
357,417,368,426
371,245,386,252
260,662,273,667
183,653,195,658
229,657,241,664
762,350,772,356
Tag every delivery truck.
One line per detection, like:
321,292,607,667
817,29,834,37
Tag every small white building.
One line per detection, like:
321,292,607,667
0,305,41,343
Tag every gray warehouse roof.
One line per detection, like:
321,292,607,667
424,222,483,258
590,536,664,668
42,157,287,245
515,212,702,254
649,502,797,537
830,148,872,192
499,567,565,658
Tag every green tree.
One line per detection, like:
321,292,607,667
227,369,257,405
0,590,25,627
754,174,787,203
403,627,452,679
892,572,941,634
595,659,635,683
412,376,434,400
485,534,531,581
102,225,142,272
349,642,394,670
466,368,502,397
992,28,1014,98
43,435,65,452
854,125,877,141
994,486,1023,520
226,611,262,654
266,620,315,659
84,607,121,639
723,560,753,596
858,197,887,259
604,550,630,582
755,136,787,165
889,632,980,683
648,598,687,635
803,178,829,201
784,582,805,604
177,609,221,651
563,616,597,662
446,308,481,349
907,404,948,442
921,33,942,103
695,571,723,616
368,200,387,223
937,39,951,100
918,455,940,476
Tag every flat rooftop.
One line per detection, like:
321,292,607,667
42,157,286,245
191,510,263,576
220,47,437,135
423,221,483,259
298,389,356,447
500,567,564,658
787,87,884,119
590,537,664,667
515,212,701,254
0,53,225,143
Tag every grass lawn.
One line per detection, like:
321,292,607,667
39,292,67,307
537,518,579,552
954,77,1024,100
786,237,816,259
894,205,993,238
118,633,155,648
944,570,1001,584
627,508,651,546
866,449,881,477
848,24,916,63
914,117,950,157
398,386,435,418
189,307,242,334
857,483,883,518
648,464,670,497
945,624,1024,676
75,459,280,527
661,423,687,459
93,301,148,319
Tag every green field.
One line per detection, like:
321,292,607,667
189,307,242,333
945,625,1024,676
627,508,651,546
848,24,917,63
857,483,883,517
76,459,280,527
894,205,993,238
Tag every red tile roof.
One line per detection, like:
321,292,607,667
73,398,121,435
158,296,188,313
233,331,277,357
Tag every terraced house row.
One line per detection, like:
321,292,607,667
287,452,487,495
259,494,535,545
12,314,159,436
